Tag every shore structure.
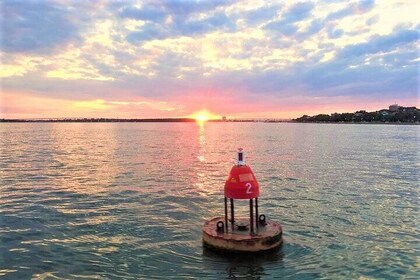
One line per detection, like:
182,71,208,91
202,148,283,253
294,104,419,123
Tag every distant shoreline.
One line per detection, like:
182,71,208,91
2,105,419,124
289,121,419,125
294,105,419,124
0,118,418,125
0,118,198,123
0,118,288,123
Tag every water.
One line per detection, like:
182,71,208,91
0,122,418,279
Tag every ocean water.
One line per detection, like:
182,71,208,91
0,122,418,279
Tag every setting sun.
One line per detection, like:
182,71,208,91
189,109,220,122
196,113,209,122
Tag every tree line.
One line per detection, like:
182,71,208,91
294,107,419,123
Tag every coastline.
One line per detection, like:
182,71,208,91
0,118,418,125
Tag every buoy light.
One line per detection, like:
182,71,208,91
237,148,245,165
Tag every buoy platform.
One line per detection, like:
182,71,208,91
202,148,283,254
203,217,283,253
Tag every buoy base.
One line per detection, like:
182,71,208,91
202,217,283,253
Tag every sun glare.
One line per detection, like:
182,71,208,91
190,109,219,122
196,113,209,122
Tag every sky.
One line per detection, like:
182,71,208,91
0,0,419,119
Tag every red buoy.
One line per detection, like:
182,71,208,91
202,148,283,254
224,148,260,199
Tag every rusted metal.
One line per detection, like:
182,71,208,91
255,198,259,229
230,198,234,230
224,197,228,232
249,199,254,234
202,216,283,253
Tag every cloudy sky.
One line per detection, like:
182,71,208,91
1,0,419,119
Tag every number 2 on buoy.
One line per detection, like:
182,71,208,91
246,183,252,194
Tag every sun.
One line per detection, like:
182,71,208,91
196,113,209,122
190,109,220,122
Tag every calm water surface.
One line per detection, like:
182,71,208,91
0,123,418,279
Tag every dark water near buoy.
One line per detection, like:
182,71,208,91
0,122,418,279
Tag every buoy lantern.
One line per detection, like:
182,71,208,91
202,148,283,253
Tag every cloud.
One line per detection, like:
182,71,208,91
118,0,234,23
327,27,344,39
0,0,84,54
264,20,298,36
358,0,375,12
161,0,234,16
126,11,236,43
174,12,236,36
243,5,281,26
326,0,375,21
264,2,315,37
339,28,418,58
366,16,378,26
126,23,168,43
196,25,418,102
304,19,324,36
325,7,353,21
282,2,315,23
299,28,418,97
120,6,167,22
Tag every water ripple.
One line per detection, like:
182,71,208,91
0,123,418,279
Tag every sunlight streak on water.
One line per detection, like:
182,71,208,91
0,123,418,279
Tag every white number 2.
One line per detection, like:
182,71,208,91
246,183,252,194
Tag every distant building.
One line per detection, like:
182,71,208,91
389,104,400,112
222,116,227,121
